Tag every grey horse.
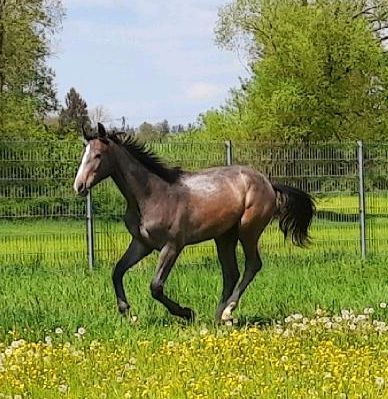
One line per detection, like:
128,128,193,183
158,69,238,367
74,123,314,322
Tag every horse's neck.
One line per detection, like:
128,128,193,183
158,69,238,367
110,145,166,208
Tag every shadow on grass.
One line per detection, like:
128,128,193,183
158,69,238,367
234,315,275,328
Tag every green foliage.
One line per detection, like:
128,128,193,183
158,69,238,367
59,87,91,137
0,0,64,138
201,0,388,142
136,120,173,142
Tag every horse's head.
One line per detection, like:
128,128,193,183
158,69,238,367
73,123,113,196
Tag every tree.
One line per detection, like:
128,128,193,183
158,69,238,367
155,119,170,135
59,88,91,136
0,0,64,137
201,0,388,142
89,105,112,127
136,121,158,141
171,124,185,133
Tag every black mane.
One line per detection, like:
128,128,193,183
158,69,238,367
109,133,183,183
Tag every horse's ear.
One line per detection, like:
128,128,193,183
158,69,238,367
97,123,107,138
82,124,89,144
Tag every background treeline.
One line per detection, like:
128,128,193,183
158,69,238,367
199,0,388,142
1,0,388,143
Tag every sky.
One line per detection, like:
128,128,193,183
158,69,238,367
50,0,248,128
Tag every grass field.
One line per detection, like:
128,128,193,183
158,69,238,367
2,194,388,397
1,255,388,397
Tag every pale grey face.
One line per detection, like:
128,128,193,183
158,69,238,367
73,139,111,196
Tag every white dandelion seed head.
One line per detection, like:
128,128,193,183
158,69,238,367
77,327,86,336
4,348,12,357
200,328,209,336
58,384,68,393
375,377,385,387
10,340,25,349
315,308,323,316
349,323,357,331
282,329,293,338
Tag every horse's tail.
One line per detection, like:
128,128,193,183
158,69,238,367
272,183,315,247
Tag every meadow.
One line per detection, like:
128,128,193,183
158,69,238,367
1,251,388,397
2,193,388,397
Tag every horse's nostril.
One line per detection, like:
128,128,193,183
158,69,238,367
76,182,85,193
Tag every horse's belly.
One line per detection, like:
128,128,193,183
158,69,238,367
185,204,242,243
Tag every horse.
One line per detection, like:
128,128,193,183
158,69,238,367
74,123,315,322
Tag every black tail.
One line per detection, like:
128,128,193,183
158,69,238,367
272,183,315,247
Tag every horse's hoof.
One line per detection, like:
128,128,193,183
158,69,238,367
118,301,130,315
182,307,195,322
221,301,236,322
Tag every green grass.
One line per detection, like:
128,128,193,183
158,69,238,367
1,255,388,344
0,231,388,399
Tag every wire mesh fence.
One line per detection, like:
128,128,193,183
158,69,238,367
0,139,387,266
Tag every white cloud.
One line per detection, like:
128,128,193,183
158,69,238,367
186,82,223,101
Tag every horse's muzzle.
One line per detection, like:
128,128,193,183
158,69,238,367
74,181,89,197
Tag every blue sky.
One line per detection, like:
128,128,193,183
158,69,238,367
50,0,247,128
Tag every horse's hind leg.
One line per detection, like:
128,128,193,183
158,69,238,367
150,243,194,321
220,232,262,322
214,226,240,322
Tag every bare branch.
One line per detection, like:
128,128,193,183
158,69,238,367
353,5,378,19
373,23,388,32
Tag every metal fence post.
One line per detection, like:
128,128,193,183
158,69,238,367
86,190,95,269
357,141,367,259
225,140,233,166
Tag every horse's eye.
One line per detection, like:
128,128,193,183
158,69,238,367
95,153,102,159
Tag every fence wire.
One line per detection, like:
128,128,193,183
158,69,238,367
0,140,386,265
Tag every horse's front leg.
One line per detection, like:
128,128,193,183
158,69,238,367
150,243,194,321
112,238,152,315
